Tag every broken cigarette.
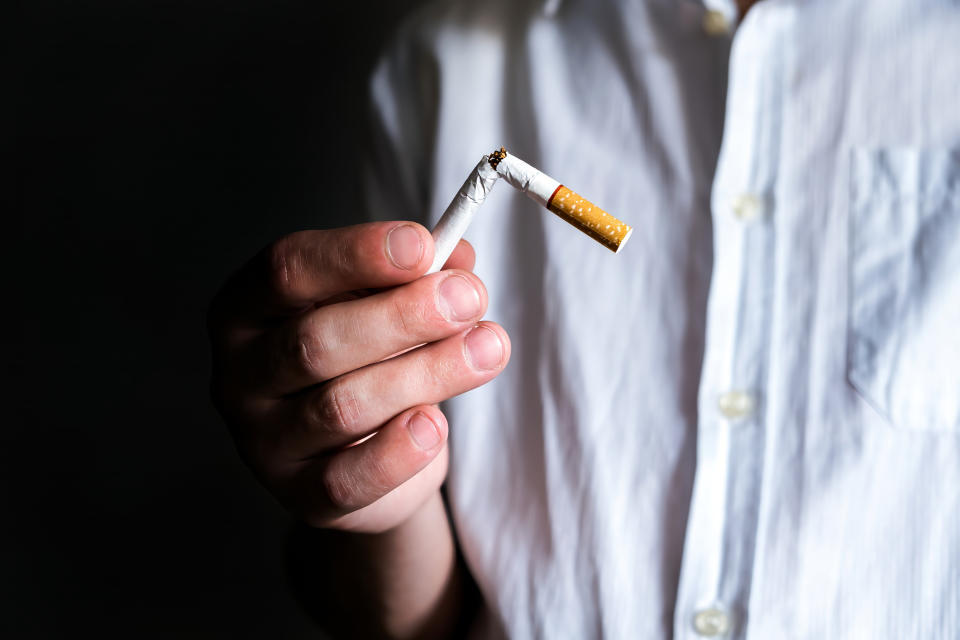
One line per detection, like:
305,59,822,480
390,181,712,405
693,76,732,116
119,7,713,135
427,147,631,274
490,147,633,253
427,156,500,274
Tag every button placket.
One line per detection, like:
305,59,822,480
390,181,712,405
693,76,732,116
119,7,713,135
676,5,789,638
693,606,733,637
730,193,764,222
718,390,756,420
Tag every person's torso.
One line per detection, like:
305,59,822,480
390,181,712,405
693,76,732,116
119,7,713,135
367,0,960,637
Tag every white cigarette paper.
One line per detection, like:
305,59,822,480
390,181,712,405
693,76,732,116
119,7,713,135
495,152,633,253
492,153,560,208
427,148,632,269
427,156,500,274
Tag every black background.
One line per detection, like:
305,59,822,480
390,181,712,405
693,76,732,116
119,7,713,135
10,1,422,636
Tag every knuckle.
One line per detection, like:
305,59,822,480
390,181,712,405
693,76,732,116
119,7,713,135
266,236,299,298
333,236,354,274
293,320,332,381
433,354,461,386
423,342,463,386
364,454,397,497
388,281,441,336
321,468,357,512
389,294,426,337
314,380,362,434
391,298,411,335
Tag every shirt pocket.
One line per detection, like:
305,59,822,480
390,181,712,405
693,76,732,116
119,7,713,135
848,148,960,432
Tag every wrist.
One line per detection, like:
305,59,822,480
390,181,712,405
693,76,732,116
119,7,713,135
287,490,465,639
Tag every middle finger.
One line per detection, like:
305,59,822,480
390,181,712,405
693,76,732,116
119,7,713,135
248,268,489,396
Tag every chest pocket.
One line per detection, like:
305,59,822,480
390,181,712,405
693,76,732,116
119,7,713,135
848,148,960,432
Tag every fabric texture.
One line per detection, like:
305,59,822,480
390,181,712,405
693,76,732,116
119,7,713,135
364,0,960,637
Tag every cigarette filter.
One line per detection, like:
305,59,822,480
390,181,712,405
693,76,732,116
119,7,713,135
491,148,633,253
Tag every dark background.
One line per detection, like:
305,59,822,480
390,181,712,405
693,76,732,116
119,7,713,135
9,1,423,636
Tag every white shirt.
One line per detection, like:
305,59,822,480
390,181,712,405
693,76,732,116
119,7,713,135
364,1,960,637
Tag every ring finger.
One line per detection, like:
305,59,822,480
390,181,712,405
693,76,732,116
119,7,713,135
273,321,510,459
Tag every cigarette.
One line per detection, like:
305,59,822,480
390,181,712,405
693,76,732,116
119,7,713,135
426,156,500,274
491,148,633,253
427,147,631,273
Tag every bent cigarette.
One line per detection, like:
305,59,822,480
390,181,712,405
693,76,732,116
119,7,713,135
491,148,633,253
427,147,632,274
427,156,500,274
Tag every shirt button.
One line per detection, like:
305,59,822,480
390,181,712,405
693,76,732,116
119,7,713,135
731,193,763,221
693,607,732,636
702,10,731,36
718,391,755,420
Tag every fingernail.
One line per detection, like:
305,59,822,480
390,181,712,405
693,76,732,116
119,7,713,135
464,325,504,371
386,224,423,270
438,274,482,322
408,411,441,450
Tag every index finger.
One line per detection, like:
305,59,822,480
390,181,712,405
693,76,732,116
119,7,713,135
212,221,435,328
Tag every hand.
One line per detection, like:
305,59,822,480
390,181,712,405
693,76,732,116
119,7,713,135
208,222,510,534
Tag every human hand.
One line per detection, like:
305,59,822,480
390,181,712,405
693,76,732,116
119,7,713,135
208,222,510,533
